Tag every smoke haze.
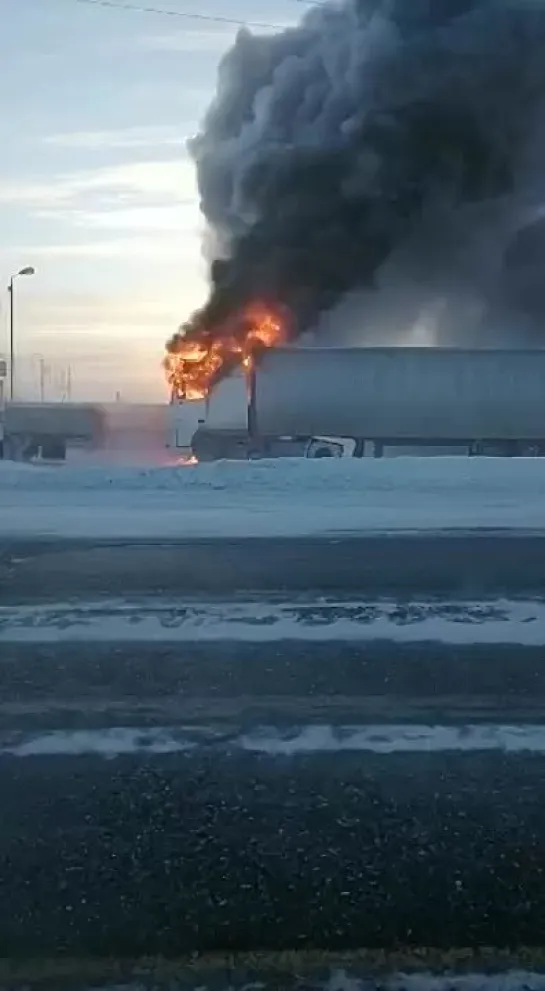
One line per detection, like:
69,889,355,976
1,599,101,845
173,0,545,354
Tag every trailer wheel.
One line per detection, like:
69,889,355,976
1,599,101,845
520,443,545,457
305,438,344,458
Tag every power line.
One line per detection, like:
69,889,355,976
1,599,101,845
73,0,284,29
72,0,329,26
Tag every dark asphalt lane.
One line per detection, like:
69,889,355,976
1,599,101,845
1,632,545,956
3,531,545,599
4,531,545,960
3,748,545,957
1,640,545,732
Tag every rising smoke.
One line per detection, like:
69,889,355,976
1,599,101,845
170,0,545,361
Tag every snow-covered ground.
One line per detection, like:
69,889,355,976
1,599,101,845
2,456,545,538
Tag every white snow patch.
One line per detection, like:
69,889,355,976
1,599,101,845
6,724,545,758
4,727,197,758
239,724,545,755
2,598,545,644
3,456,545,536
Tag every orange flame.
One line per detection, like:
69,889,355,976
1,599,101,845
165,301,288,401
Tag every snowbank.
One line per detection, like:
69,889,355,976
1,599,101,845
3,452,545,493
1,456,545,537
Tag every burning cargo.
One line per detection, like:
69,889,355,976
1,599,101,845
166,0,545,461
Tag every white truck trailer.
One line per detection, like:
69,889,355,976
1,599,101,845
248,346,545,457
191,347,545,459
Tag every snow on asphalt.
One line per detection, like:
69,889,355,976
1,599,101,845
3,598,545,644
2,456,545,537
327,977,545,991
7,723,545,758
90,979,545,991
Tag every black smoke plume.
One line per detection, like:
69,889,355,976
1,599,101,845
171,0,545,356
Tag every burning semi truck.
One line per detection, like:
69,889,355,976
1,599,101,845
164,0,545,461
168,345,545,461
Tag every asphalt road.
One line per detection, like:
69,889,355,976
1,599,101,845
2,634,545,957
4,954,545,991
3,531,545,599
3,531,545,963
3,639,545,732
3,747,545,958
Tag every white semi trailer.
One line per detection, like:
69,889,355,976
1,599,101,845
191,347,545,459
248,346,545,457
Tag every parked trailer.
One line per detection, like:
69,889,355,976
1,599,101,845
250,347,545,455
3,402,106,461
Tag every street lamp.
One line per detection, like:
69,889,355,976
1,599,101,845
8,266,35,401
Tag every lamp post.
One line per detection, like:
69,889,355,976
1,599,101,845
8,266,35,401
